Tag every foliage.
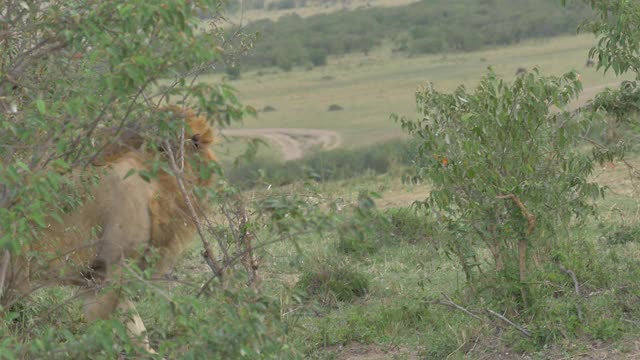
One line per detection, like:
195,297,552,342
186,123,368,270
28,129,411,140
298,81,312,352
0,0,244,253
572,0,640,78
267,0,297,10
397,68,602,307
599,223,640,245
297,257,369,305
0,0,304,357
240,0,591,71
226,139,415,189
590,80,640,143
337,206,437,257
0,280,293,359
570,0,640,144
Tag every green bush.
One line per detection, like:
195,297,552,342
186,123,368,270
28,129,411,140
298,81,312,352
1,285,293,359
224,139,416,189
297,259,369,304
267,0,296,10
309,48,328,67
398,67,596,308
600,224,640,245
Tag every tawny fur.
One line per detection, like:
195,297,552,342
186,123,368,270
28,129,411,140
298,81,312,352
2,107,217,352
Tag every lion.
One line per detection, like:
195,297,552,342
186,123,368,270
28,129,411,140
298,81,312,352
1,106,217,353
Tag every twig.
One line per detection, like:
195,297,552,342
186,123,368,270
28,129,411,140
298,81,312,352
237,200,259,288
438,292,484,322
485,309,531,338
557,263,584,322
0,250,10,300
558,264,581,296
163,140,224,280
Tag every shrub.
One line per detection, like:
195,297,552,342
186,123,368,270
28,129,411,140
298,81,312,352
224,139,415,189
297,258,369,304
225,64,242,80
600,224,640,245
267,0,296,10
397,67,598,307
309,48,328,67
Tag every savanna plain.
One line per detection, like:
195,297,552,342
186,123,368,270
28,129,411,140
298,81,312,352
4,1,640,359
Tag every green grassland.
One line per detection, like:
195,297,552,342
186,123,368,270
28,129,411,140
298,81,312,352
208,32,640,358
8,29,640,359
214,34,631,150
161,158,640,359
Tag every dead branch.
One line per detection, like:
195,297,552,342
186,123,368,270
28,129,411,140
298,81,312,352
0,250,10,301
558,263,584,322
437,292,484,322
485,308,531,338
163,140,224,280
237,200,259,288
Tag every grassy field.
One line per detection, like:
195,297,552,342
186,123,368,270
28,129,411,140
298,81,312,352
211,34,632,151
205,32,640,358
160,154,640,359
9,31,640,359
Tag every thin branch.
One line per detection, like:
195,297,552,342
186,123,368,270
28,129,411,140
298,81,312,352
558,263,584,322
437,292,484,322
485,308,531,338
163,140,224,280
0,250,10,301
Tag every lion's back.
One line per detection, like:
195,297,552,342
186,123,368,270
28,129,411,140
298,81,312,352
39,153,158,270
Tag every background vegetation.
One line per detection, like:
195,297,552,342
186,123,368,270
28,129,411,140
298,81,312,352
237,0,592,72
3,0,640,358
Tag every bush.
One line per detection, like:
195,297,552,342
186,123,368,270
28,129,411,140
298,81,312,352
337,207,436,257
397,68,596,307
309,48,328,67
1,284,293,359
267,0,296,10
600,223,640,245
225,64,241,80
224,139,416,189
297,258,369,304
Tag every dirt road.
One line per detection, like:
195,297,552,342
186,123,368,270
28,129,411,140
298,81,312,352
220,128,341,161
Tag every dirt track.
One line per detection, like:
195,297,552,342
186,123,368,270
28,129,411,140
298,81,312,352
220,128,341,161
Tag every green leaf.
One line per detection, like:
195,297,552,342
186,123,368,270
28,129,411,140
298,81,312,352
123,168,137,180
35,99,46,115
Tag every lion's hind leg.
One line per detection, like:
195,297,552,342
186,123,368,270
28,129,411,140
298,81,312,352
82,286,156,354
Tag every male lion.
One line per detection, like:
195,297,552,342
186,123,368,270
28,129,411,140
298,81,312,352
1,106,217,353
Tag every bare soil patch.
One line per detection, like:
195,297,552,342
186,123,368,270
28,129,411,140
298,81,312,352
323,342,419,360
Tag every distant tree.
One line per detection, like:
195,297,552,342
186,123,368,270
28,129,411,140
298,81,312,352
309,49,329,66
